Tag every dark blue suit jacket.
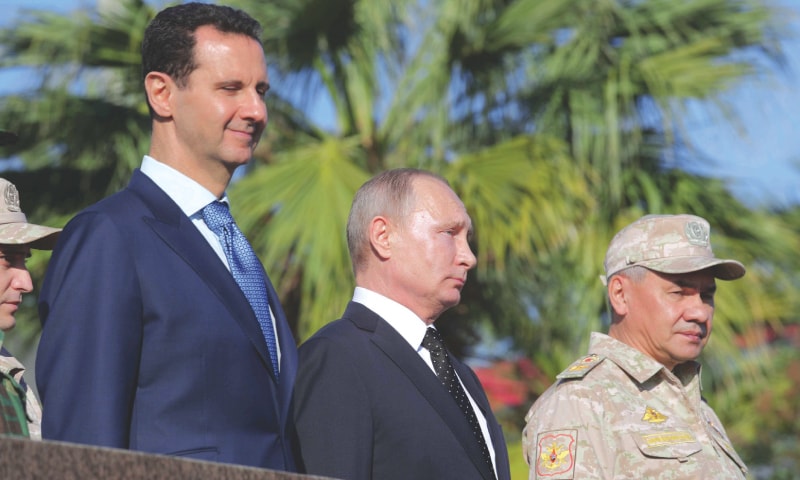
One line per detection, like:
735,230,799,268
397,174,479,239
294,301,511,480
36,170,298,470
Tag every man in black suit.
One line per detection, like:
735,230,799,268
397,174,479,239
293,168,511,480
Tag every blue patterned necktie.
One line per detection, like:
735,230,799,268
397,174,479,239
423,327,495,478
202,201,279,379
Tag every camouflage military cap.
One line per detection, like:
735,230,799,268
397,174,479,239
0,178,60,250
604,214,745,283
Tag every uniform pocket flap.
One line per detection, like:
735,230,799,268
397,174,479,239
633,431,702,460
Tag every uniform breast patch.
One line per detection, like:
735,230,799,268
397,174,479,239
642,406,668,423
536,430,577,478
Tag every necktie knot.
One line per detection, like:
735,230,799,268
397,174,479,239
202,201,234,233
422,327,445,354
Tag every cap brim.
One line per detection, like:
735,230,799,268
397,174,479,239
0,224,62,250
638,256,746,281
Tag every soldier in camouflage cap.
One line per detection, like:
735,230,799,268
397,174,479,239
523,214,748,479
0,169,61,439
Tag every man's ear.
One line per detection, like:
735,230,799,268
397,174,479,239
607,275,629,316
144,72,174,118
369,216,392,260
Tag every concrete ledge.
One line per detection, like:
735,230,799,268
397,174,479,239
0,437,335,480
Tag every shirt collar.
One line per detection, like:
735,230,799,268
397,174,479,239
589,332,700,385
353,287,430,351
0,338,25,380
140,155,225,217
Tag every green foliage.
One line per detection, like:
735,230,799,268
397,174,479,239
0,0,154,196
506,439,529,480
707,342,800,477
230,135,370,338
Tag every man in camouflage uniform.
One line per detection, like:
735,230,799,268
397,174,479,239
522,214,748,479
0,131,61,439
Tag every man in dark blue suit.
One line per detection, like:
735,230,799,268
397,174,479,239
294,168,511,480
35,3,298,470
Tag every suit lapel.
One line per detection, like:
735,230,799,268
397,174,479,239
126,171,274,374
346,303,496,480
266,275,297,431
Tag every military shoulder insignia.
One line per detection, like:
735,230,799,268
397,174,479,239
642,406,668,423
556,354,605,380
535,430,577,479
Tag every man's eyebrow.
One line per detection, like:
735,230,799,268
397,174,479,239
443,219,471,231
674,278,717,292
0,249,31,259
0,246,28,253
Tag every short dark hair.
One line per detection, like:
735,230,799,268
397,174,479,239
141,2,263,89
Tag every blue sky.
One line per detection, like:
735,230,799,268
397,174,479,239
3,0,799,208
681,4,800,209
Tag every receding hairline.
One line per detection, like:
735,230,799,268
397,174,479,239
346,169,453,273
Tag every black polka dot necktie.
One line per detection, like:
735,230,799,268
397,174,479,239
203,200,279,379
422,327,494,477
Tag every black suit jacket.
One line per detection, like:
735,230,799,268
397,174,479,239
293,301,511,480
36,170,298,469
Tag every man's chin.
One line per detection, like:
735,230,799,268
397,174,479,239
675,349,704,365
0,319,16,332
224,157,251,169
440,294,462,312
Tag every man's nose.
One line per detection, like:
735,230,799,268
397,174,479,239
12,268,33,294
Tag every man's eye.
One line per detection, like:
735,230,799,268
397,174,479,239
0,253,29,264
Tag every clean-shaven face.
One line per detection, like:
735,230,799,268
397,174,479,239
620,269,716,369
0,245,33,332
388,177,477,323
171,26,269,175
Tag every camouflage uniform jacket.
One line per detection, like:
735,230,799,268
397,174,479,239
522,332,747,479
0,342,42,440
